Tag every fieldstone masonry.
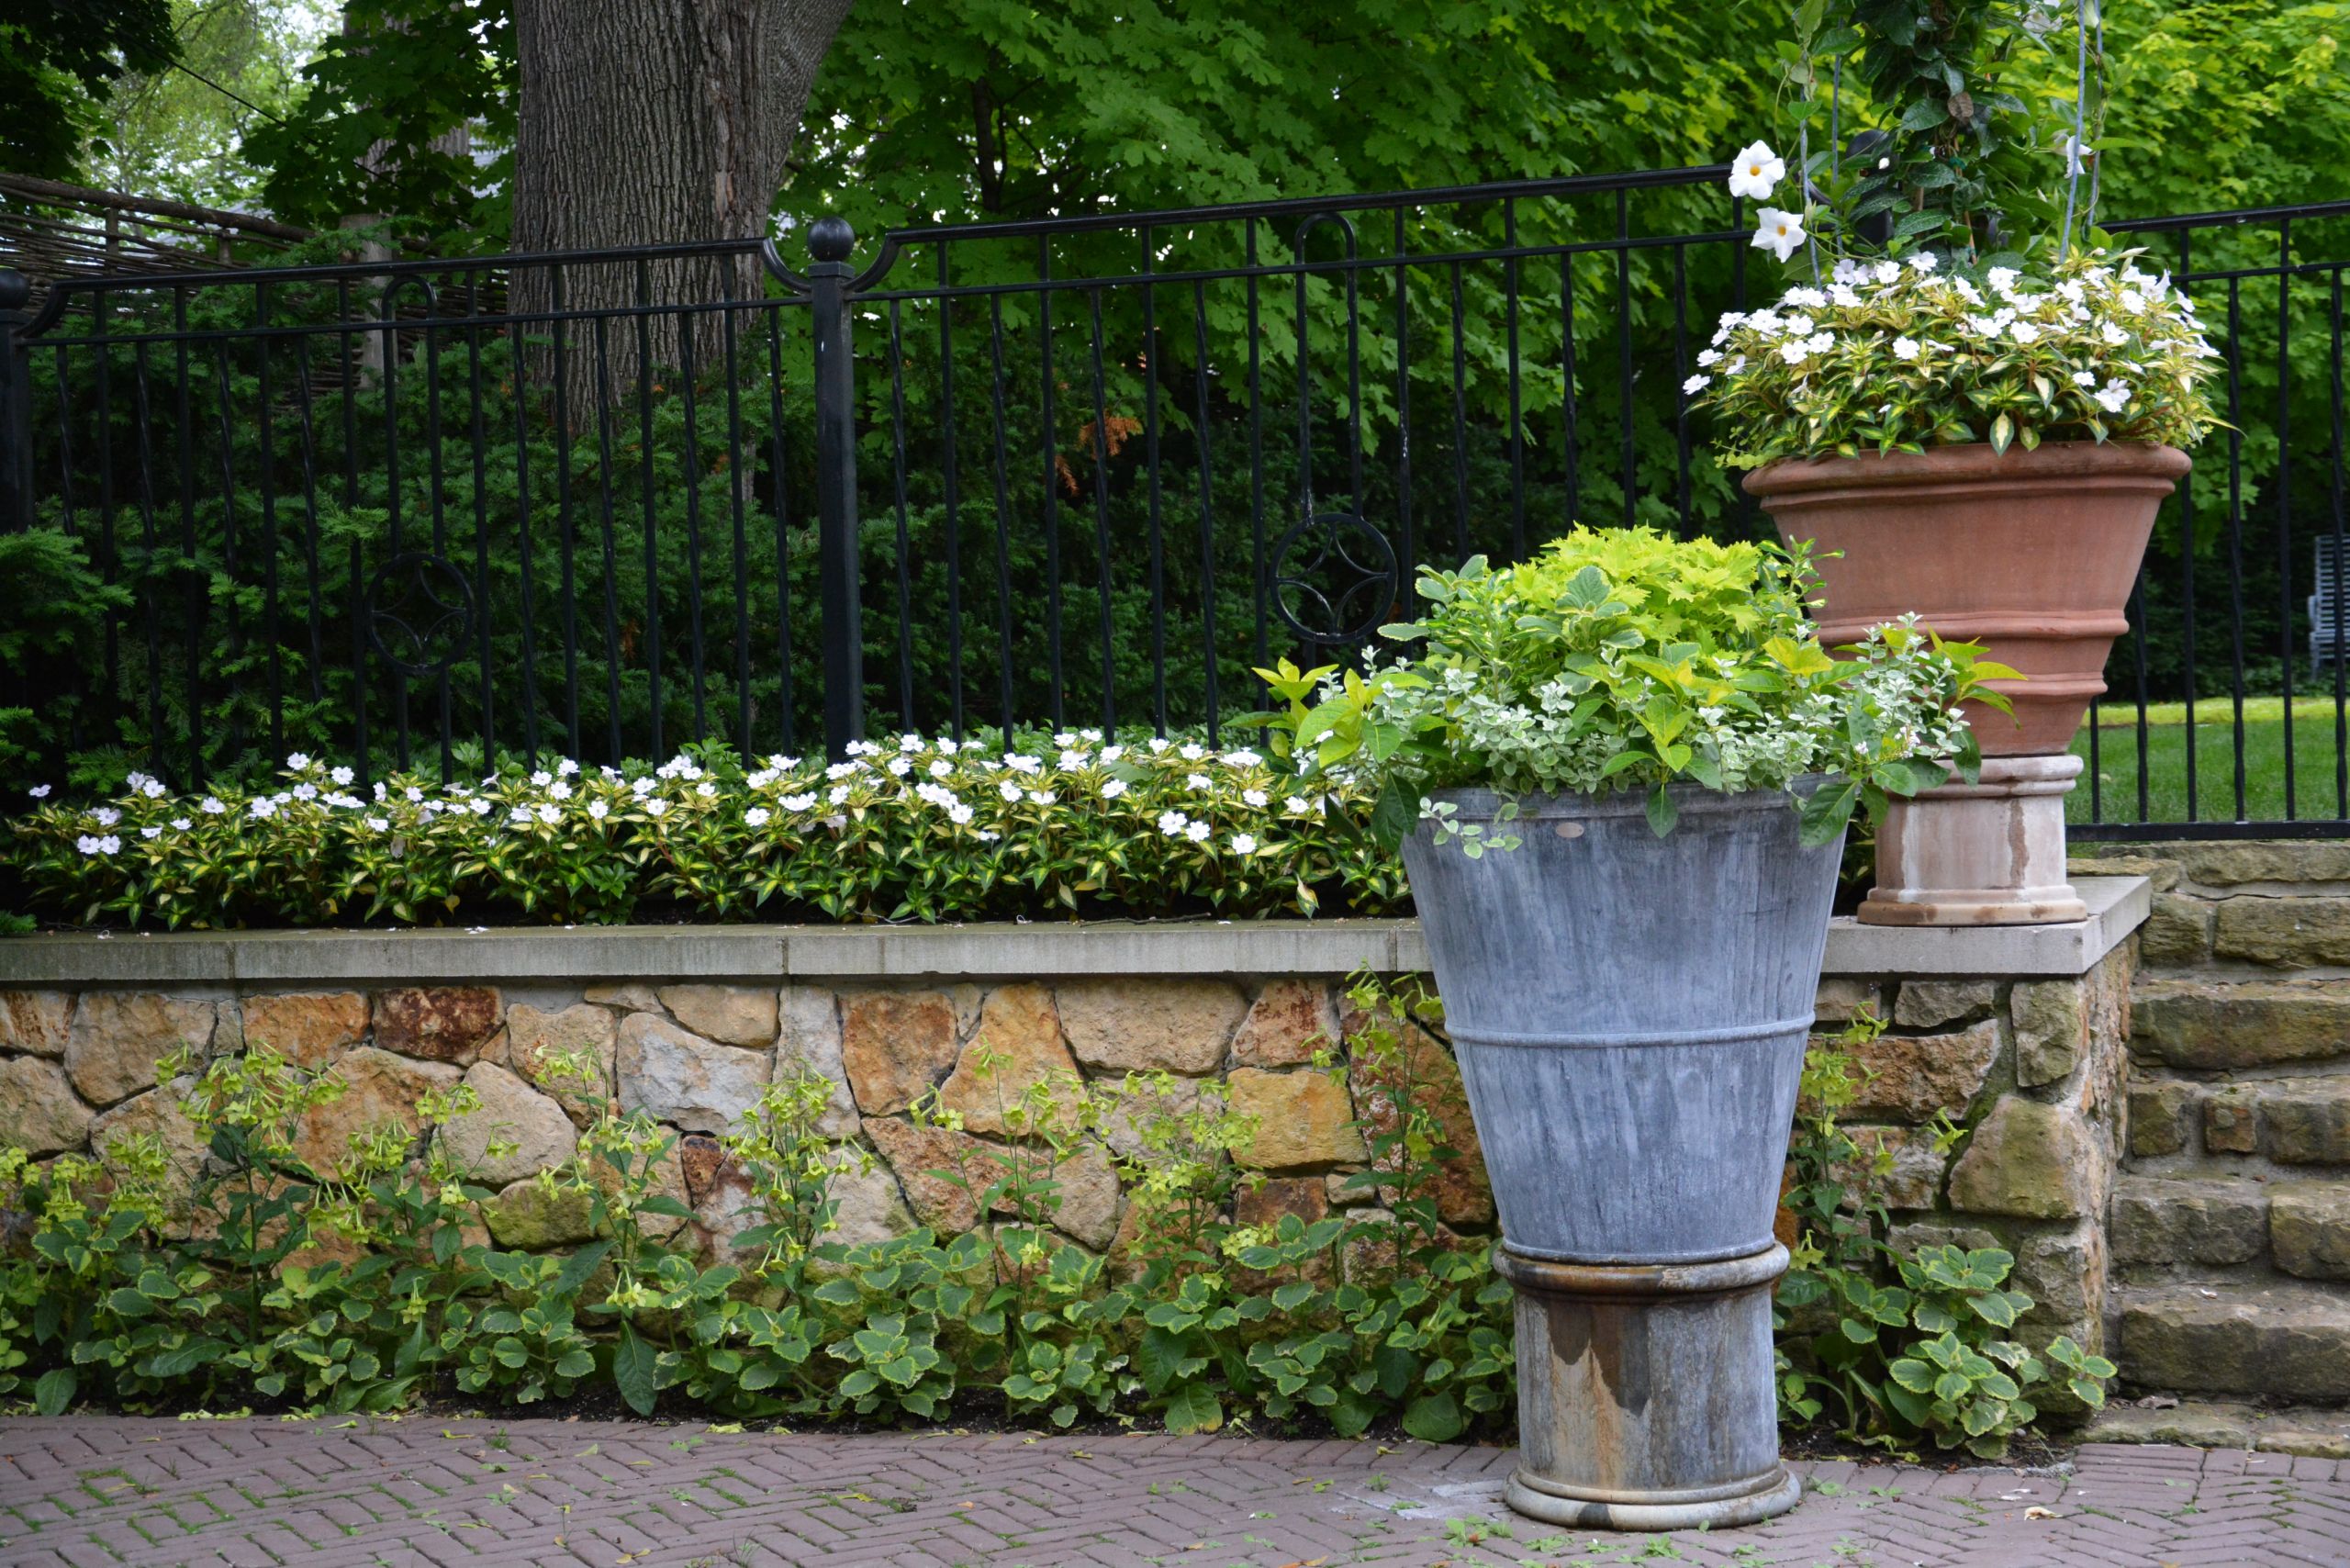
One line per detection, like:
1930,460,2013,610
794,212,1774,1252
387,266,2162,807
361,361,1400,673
0,902,2156,1413
2075,841,2350,1411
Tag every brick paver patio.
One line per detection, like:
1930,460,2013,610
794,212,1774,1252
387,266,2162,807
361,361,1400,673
1,1417,2344,1568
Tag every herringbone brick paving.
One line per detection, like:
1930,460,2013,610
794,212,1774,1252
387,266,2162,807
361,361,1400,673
0,1417,2343,1568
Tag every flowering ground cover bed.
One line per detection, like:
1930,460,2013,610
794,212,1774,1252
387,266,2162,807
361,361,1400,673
0,732,1404,931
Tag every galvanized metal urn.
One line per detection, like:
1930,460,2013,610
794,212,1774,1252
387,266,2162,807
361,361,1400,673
1401,782,1842,1530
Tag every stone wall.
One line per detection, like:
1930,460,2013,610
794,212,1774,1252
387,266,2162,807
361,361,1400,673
1807,946,2136,1395
0,974,1495,1263
0,897,2147,1384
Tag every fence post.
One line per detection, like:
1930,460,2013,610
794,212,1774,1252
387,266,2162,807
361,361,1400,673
0,269,32,533
808,218,866,757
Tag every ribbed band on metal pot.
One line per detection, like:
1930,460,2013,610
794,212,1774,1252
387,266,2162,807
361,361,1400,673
1399,780,1843,1267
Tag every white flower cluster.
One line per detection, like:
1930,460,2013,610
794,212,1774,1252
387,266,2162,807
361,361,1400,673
31,732,1337,869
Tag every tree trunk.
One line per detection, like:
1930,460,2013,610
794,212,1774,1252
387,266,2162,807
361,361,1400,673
509,0,855,387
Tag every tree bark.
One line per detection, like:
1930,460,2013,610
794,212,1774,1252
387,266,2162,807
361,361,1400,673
509,0,856,383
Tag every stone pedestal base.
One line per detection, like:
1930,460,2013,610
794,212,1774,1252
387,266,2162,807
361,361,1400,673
1861,754,2087,927
1494,1244,1799,1532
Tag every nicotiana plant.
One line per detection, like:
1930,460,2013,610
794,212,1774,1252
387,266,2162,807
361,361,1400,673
2,731,1404,930
1700,3,2221,465
1254,526,2013,847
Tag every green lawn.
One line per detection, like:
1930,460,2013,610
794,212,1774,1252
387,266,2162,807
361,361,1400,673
2069,697,2350,825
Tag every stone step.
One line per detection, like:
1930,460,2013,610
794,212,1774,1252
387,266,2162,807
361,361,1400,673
2084,1398,2350,1456
2115,1279,2350,1400
2109,1173,2350,1282
2110,1174,2270,1269
2131,978,2350,1072
2128,1071,2350,1165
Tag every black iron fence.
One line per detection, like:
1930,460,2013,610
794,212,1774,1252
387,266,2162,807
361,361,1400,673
1,166,2346,839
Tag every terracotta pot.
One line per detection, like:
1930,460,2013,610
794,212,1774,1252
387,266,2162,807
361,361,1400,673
1744,442,2190,756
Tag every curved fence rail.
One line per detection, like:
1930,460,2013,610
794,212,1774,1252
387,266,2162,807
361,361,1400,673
1,169,2346,841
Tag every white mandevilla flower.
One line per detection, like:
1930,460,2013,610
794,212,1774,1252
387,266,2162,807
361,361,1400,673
1754,206,1808,262
1726,140,1785,201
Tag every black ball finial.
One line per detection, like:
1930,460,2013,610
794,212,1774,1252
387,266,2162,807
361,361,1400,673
808,216,856,264
0,270,29,312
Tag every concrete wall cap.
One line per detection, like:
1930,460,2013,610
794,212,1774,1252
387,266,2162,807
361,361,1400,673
0,877,2147,987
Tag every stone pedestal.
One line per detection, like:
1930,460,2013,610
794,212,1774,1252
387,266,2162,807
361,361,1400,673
1494,1244,1802,1531
1862,754,2087,927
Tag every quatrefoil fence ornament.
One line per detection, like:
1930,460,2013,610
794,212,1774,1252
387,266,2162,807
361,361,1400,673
364,550,476,679
1270,510,1401,648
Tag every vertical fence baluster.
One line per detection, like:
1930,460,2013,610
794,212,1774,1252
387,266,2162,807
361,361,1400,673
885,301,916,731
1142,226,1169,733
2277,220,2296,819
722,273,754,760
1085,288,1118,731
1037,236,1065,726
1191,279,1221,744
679,302,710,744
809,218,866,756
986,297,1020,738
636,257,665,761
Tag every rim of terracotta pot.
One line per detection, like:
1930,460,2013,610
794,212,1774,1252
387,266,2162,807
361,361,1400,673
1742,438,2190,499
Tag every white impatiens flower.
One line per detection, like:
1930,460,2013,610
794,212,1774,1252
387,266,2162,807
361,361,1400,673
929,758,953,778
1871,261,1900,286
292,783,318,801
1101,778,1129,799
549,780,573,800
695,781,717,799
140,825,162,840
287,752,312,769
364,815,389,833
92,806,120,826
28,784,50,799
140,778,166,799
2094,381,2132,413
531,769,554,787
1027,790,1057,806
169,817,190,831
1986,266,2020,297
948,803,975,825
1906,252,1938,273
330,767,353,786
1000,781,1024,802
1186,772,1213,790
1696,348,1723,368
1727,140,1785,201
645,798,671,817
886,756,912,777
2060,133,2092,177
744,807,770,827
780,792,817,812
1891,337,1921,362
2073,370,2098,387
509,806,533,825
587,800,610,821
1683,374,1709,395
2009,320,2042,346
1757,207,1805,263
1242,788,1269,807
557,758,579,778
1779,339,1815,365
1185,820,1211,843
1158,810,1190,835
829,785,852,805
248,799,276,820
1179,743,1206,761
1229,833,1259,855
535,802,561,824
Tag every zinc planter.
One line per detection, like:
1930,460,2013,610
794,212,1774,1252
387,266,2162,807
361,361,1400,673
1746,441,2189,925
1401,781,1842,1531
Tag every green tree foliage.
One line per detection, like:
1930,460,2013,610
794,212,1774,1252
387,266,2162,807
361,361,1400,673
86,1,332,212
0,0,180,180
242,0,512,239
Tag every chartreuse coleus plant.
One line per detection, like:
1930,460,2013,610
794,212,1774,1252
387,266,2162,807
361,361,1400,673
1255,525,2013,848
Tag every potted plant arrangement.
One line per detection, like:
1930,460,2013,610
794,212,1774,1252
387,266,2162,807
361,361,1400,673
1259,525,2005,1528
1697,2,2221,924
